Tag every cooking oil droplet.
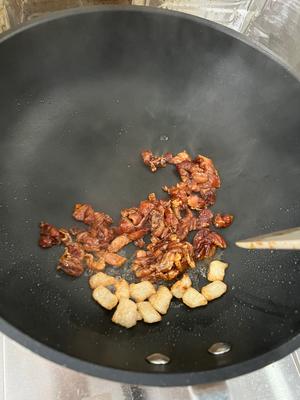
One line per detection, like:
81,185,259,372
160,135,169,141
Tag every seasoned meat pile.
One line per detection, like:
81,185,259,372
39,150,233,281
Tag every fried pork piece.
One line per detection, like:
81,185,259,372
85,253,106,271
175,208,213,240
130,281,156,302
39,222,62,248
57,243,85,277
207,260,228,282
118,203,150,241
141,150,173,172
147,199,180,240
121,207,143,225
59,228,73,245
132,236,195,281
104,252,127,267
92,286,118,310
39,222,88,277
187,194,206,210
108,234,131,253
201,281,227,301
182,287,208,308
169,150,191,165
112,298,138,328
196,209,214,228
89,272,116,289
134,238,145,248
73,203,112,226
149,195,213,240
171,274,192,299
139,196,156,215
163,182,190,207
175,155,220,206
175,208,192,240
193,228,226,260
213,213,234,228
149,286,172,314
137,301,162,323
127,228,149,241
75,232,101,252
115,278,130,300
73,204,115,251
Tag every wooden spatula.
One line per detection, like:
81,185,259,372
235,227,300,250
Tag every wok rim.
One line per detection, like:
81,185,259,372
1,317,300,386
0,5,299,386
1,5,299,81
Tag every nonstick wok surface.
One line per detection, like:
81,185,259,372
0,7,300,386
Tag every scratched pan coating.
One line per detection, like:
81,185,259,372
0,7,299,386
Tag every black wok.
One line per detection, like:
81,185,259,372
0,6,299,387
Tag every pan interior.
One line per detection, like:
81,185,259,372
0,9,300,380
